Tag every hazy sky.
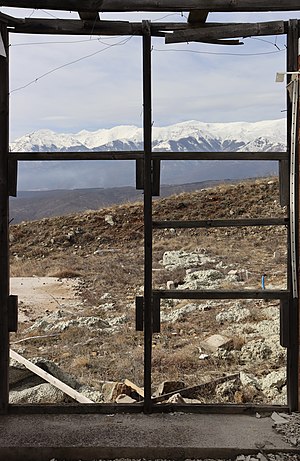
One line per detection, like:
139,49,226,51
2,8,300,140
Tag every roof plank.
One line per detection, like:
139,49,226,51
166,20,287,44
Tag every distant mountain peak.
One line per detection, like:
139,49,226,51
11,119,286,191
11,118,286,153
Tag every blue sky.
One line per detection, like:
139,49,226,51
2,8,300,140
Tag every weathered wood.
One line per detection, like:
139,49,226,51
0,0,299,13
151,151,288,160
11,18,144,36
78,12,100,22
142,20,153,415
8,402,288,414
10,151,287,161
166,21,286,44
153,289,289,300
10,350,95,404
188,10,208,25
10,151,144,161
0,23,9,415
8,295,18,332
279,160,289,206
10,18,197,35
153,218,288,229
8,158,17,197
286,19,300,414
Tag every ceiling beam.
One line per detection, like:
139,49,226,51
188,10,209,25
165,20,287,43
0,0,299,13
9,18,199,35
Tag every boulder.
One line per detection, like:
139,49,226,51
9,383,67,404
200,334,233,353
102,382,133,402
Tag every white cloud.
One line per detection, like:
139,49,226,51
2,7,299,139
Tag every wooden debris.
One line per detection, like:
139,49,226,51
152,373,240,403
10,350,94,404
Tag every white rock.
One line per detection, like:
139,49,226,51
216,306,251,324
179,269,223,290
162,250,215,270
166,280,175,290
104,214,114,226
260,369,286,391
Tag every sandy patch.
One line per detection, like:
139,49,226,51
10,277,80,323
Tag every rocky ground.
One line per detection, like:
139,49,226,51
9,177,289,405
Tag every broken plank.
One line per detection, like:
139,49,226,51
166,20,286,44
152,373,240,403
10,350,94,404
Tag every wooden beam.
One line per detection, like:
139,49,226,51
151,151,288,160
153,217,288,229
9,150,287,161
166,20,286,44
10,151,144,161
0,0,299,13
153,289,289,300
10,350,95,404
11,18,144,36
0,23,9,415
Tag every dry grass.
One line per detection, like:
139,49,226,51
9,177,287,402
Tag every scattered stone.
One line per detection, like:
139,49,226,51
199,353,209,360
104,214,115,226
166,392,185,404
115,394,137,404
240,371,260,389
102,382,133,403
260,369,286,392
216,305,251,324
161,302,211,323
200,334,233,353
166,280,175,290
271,412,290,425
240,340,272,362
179,269,223,290
162,250,215,270
215,378,239,401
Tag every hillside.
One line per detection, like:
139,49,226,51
9,177,288,405
10,180,235,224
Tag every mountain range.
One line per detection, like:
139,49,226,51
11,118,286,191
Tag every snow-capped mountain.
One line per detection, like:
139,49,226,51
11,119,286,191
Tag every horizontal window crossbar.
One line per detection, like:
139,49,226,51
153,218,288,229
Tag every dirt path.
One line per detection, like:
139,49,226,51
10,277,80,323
